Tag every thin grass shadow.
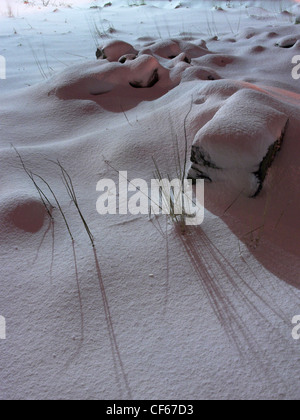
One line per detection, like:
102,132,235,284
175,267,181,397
32,218,55,285
174,224,290,377
72,242,85,343
93,246,133,399
33,218,53,266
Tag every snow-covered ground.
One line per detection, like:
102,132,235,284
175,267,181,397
1,0,300,400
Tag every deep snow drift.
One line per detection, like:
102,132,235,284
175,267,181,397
1,0,300,401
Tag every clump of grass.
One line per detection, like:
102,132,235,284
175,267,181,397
152,101,195,234
27,39,54,80
103,102,198,235
128,0,146,7
13,147,132,394
14,147,94,246
31,171,74,242
152,156,188,234
87,13,117,48
50,160,95,247
6,1,14,18
13,146,74,241
205,11,219,38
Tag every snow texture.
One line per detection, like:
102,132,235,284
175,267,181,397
0,0,300,401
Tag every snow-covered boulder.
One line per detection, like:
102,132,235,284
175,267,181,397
276,36,298,48
96,40,138,62
49,53,173,111
188,88,289,197
139,39,209,60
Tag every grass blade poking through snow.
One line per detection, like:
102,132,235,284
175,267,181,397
12,145,54,221
152,99,194,234
51,160,95,247
152,156,187,233
13,146,74,241
14,148,86,344
49,159,131,396
31,172,74,242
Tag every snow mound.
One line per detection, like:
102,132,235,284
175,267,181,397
51,55,173,111
96,39,209,63
0,194,47,234
96,40,138,62
50,37,213,112
276,35,299,48
188,87,289,197
139,39,209,60
181,66,222,82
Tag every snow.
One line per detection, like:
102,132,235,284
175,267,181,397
1,0,300,400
